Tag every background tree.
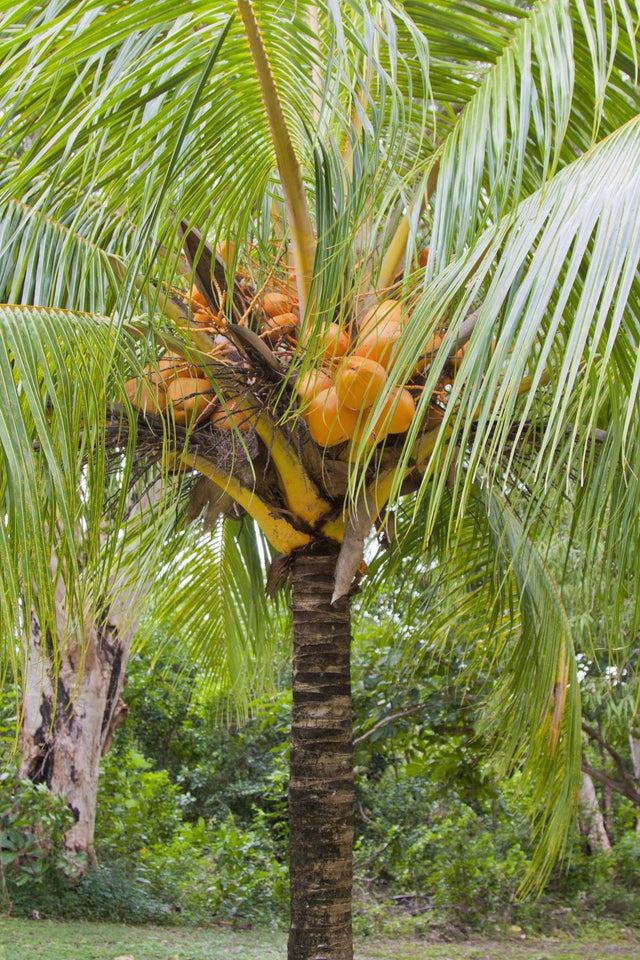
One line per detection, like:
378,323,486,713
0,2,639,959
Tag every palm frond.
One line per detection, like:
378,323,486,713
145,514,285,709
0,197,127,311
404,0,528,102
0,303,159,656
480,488,580,889
364,112,640,644
421,0,640,271
0,0,431,308
363,481,580,887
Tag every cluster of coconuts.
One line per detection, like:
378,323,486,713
123,354,251,430
255,290,419,448
123,283,255,431
124,271,451,448
293,299,419,449
260,289,301,343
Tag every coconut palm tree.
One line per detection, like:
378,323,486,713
0,1,638,957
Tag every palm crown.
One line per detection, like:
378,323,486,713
0,1,639,957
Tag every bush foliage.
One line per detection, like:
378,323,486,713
3,636,640,932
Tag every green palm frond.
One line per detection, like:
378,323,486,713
0,197,128,311
0,296,276,700
480,488,580,888
0,0,427,283
404,0,528,100
363,113,640,639
0,303,162,647
146,514,285,708
419,0,640,270
364,481,580,887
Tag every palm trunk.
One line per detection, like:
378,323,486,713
19,608,130,865
288,544,354,960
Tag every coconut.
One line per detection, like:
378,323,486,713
123,377,166,416
263,291,292,318
316,323,351,363
355,299,403,369
148,353,203,386
209,397,252,432
302,386,360,447
294,366,333,404
262,312,299,342
373,387,415,435
166,377,214,423
334,356,388,410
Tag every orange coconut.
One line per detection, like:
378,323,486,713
362,298,402,328
355,299,403,369
149,352,204,385
166,377,214,423
123,377,166,416
334,356,388,410
209,397,252,432
263,290,292,318
350,387,415,449
262,312,299,343
294,366,333,404
316,322,351,363
373,387,415,435
146,358,178,387
302,386,360,447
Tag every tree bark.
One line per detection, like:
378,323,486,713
19,598,131,865
288,543,354,960
578,771,611,853
628,728,640,832
18,485,161,862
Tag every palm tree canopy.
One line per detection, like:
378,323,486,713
0,0,638,879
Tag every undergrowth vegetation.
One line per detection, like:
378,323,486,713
3,627,640,936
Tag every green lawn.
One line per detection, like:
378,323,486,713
0,920,639,960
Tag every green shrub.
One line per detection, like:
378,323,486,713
354,770,533,932
0,761,83,888
137,810,288,926
7,862,172,923
95,743,185,862
612,832,640,889
202,810,288,924
0,753,173,923
91,712,289,927
423,803,528,927
123,653,291,830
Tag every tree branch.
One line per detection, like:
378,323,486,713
582,722,636,790
581,759,640,808
353,701,473,745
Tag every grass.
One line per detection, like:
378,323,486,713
0,919,639,960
